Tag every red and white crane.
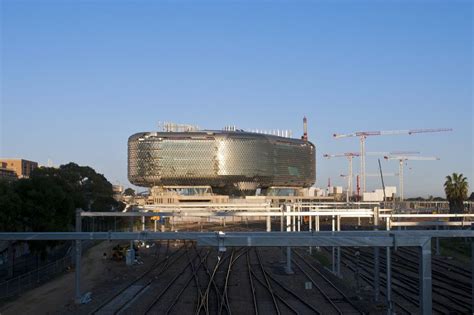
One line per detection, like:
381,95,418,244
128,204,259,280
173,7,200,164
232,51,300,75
333,128,452,194
384,155,440,201
323,151,417,201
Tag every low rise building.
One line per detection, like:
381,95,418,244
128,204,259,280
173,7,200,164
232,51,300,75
363,186,397,201
0,159,38,178
0,162,18,181
112,184,124,201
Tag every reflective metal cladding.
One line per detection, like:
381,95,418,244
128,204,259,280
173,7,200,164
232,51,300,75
128,131,316,190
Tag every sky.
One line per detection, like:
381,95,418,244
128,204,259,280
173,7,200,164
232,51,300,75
1,0,472,197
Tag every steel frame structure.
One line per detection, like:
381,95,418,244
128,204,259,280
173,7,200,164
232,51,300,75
3,205,474,315
0,230,472,315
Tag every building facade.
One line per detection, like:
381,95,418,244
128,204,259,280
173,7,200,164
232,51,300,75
0,162,18,181
128,130,316,194
0,159,38,178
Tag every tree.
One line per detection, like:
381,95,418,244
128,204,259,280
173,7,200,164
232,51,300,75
32,163,123,212
444,173,469,215
0,162,123,266
124,188,135,196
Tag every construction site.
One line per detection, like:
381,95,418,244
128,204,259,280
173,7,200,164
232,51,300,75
1,119,473,315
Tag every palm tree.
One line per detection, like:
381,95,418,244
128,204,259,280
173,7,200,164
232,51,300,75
444,173,469,215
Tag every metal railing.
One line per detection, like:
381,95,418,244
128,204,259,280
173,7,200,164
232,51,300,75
0,254,72,300
0,241,95,300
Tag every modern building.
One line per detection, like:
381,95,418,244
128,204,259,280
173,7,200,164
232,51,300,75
128,124,316,195
0,162,18,181
0,159,38,178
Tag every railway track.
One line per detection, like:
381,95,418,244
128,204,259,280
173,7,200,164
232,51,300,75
292,249,362,314
338,246,472,314
141,244,214,314
90,240,186,314
140,243,242,314
246,248,298,314
88,233,370,314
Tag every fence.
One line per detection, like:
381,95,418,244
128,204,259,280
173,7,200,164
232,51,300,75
0,241,95,300
0,254,71,300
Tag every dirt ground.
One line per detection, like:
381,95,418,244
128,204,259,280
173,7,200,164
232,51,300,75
0,240,158,315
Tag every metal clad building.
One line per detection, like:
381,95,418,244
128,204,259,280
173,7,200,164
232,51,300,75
128,131,316,191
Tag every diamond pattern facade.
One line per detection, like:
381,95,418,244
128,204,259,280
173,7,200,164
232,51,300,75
128,131,316,190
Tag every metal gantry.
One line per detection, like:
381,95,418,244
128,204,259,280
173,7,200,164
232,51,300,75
3,203,474,315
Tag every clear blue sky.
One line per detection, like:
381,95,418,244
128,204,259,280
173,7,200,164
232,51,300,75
1,0,472,197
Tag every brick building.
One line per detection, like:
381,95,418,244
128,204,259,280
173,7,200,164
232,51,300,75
0,159,38,179
0,162,18,181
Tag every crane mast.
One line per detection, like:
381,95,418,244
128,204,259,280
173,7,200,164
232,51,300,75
323,151,415,202
324,152,360,202
384,155,440,201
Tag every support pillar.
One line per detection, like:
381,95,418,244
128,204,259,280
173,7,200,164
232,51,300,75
309,213,312,231
308,212,312,254
286,205,291,232
289,206,296,232
386,216,393,313
129,216,135,265
386,246,393,314
374,247,380,302
315,215,320,251
280,206,284,232
297,214,301,232
154,220,157,232
336,215,341,277
374,206,380,302
285,246,293,274
141,216,145,231
74,209,82,304
266,210,271,232
419,239,432,315
471,224,474,314
435,225,440,255
332,215,336,274
285,205,293,274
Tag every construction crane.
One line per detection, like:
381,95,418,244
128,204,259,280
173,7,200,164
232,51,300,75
324,152,359,201
384,155,440,201
333,128,452,194
323,151,416,201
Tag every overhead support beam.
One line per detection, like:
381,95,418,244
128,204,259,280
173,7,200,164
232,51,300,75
0,231,436,246
471,224,474,314
2,231,474,247
80,210,376,218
